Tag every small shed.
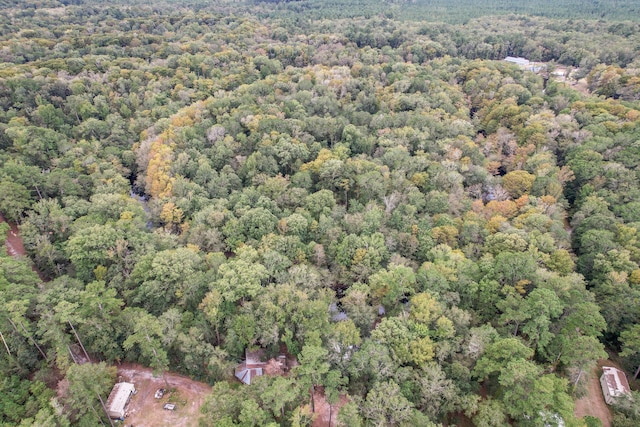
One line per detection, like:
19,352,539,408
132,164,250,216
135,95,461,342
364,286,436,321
106,382,135,419
235,349,265,385
235,365,263,385
600,366,631,405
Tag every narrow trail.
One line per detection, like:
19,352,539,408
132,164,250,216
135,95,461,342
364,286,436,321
1,213,27,257
0,213,47,282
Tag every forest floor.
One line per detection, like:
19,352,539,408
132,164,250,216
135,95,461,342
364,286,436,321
310,388,348,427
549,68,590,97
571,78,591,97
116,363,211,427
573,359,614,427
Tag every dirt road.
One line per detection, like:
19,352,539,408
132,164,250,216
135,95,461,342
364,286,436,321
1,213,27,257
1,212,47,281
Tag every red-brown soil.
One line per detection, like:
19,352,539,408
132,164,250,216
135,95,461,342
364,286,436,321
1,213,47,281
311,388,348,427
1,213,27,258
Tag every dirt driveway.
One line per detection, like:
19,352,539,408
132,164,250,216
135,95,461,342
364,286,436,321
117,363,211,427
574,360,614,427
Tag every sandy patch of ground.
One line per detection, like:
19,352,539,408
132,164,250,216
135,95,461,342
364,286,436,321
571,78,591,97
116,363,211,427
311,388,348,427
574,360,614,427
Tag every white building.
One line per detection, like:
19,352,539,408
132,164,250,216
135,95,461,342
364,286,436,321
106,382,136,419
504,56,531,67
504,56,545,73
600,366,631,405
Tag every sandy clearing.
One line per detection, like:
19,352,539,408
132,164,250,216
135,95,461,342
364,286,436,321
116,363,211,427
311,388,348,427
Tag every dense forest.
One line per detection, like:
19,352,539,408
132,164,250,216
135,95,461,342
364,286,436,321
1,0,640,426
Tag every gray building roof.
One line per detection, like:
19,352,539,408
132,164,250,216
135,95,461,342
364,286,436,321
106,382,135,419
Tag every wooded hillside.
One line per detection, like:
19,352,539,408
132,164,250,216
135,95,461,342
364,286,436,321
1,1,640,426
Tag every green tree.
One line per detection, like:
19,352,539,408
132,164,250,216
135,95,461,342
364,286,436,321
136,247,206,314
473,337,534,381
213,247,269,304
369,264,417,312
63,362,115,425
502,170,535,199
0,180,32,222
361,380,414,427
255,375,301,421
199,381,242,426
415,363,457,420
336,401,363,427
560,335,607,390
620,324,640,379
122,308,169,386
65,224,121,281
295,344,330,413
76,281,125,361
471,398,509,427
327,319,362,369
347,339,396,394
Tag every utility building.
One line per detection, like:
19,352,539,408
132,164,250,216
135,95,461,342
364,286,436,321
106,382,136,419
235,350,265,385
600,366,631,405
504,56,544,72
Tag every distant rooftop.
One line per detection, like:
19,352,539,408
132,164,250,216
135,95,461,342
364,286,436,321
504,56,530,66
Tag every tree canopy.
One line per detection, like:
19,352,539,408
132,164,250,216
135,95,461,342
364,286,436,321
2,0,640,426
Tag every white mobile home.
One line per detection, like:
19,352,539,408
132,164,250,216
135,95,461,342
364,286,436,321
106,382,135,419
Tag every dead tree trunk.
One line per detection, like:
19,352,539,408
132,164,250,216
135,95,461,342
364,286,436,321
8,318,47,359
69,320,91,363
96,391,116,427
0,330,11,357
310,384,315,413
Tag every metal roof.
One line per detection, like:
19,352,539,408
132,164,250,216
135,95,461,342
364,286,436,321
106,382,135,419
601,366,631,398
235,366,263,385
504,56,530,66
